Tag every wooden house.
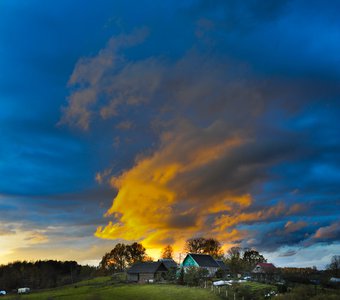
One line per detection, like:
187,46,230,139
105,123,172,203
181,253,220,277
127,259,177,283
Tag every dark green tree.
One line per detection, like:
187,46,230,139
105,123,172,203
183,267,209,286
225,247,244,275
242,249,266,272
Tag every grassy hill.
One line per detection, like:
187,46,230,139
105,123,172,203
2,277,222,300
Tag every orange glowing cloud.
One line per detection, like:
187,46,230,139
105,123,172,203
95,121,262,253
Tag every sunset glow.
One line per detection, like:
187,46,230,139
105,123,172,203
0,0,339,269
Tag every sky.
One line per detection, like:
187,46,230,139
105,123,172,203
0,0,339,269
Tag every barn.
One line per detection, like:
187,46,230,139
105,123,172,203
127,261,169,283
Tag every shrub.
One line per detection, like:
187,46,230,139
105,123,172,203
183,267,209,286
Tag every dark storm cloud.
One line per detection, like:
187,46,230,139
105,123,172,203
59,7,340,254
1,0,339,266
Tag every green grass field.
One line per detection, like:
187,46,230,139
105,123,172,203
2,277,222,300
239,281,277,292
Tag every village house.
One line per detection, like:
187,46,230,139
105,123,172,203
127,259,177,283
181,253,220,277
252,262,279,282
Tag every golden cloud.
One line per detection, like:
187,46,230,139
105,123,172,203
95,120,289,253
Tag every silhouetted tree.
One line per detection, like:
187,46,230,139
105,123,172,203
327,255,340,277
126,242,147,265
161,245,174,259
185,237,206,254
204,238,223,258
100,242,147,272
225,246,243,274
100,243,128,271
242,249,266,272
184,237,223,258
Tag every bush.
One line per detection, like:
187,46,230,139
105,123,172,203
183,267,209,286
215,268,225,279
164,268,177,282
177,268,184,285
276,283,288,293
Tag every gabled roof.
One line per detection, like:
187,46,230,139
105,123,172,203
158,259,177,270
253,263,276,273
127,261,167,274
185,254,220,268
215,259,229,271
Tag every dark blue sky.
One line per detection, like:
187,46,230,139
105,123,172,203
0,0,339,267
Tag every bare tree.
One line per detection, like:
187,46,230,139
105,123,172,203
327,255,340,277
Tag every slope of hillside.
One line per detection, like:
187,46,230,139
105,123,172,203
3,277,221,300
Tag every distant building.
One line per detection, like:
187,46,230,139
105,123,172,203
181,253,220,277
127,259,177,283
252,263,279,282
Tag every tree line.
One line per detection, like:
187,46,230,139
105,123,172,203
0,260,96,291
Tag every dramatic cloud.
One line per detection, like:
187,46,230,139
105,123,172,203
60,26,340,257
2,0,339,268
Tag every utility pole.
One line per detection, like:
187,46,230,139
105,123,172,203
178,253,182,264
